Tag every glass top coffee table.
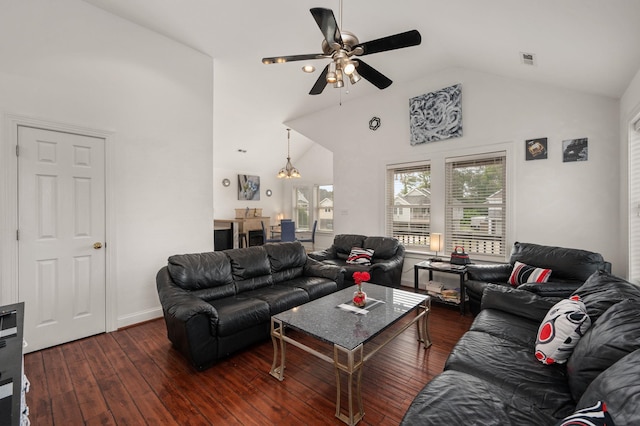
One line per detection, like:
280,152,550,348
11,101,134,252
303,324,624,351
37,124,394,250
269,283,431,425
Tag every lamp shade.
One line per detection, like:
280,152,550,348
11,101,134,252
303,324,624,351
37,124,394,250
430,233,443,252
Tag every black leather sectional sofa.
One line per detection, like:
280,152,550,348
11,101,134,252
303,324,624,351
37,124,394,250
402,271,640,425
465,241,611,314
156,241,344,371
309,234,405,287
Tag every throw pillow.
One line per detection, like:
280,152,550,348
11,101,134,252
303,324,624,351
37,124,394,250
346,247,374,265
535,295,591,365
555,401,615,426
508,261,552,287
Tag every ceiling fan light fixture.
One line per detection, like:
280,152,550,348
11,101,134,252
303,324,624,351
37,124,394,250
349,70,361,84
343,61,356,75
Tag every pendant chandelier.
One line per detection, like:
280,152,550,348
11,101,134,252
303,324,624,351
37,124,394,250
277,128,301,179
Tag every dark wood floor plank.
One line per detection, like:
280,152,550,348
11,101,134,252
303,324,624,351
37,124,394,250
24,304,473,426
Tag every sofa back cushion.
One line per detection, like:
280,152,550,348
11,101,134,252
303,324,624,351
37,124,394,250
225,246,274,292
333,234,366,260
567,299,640,401
264,241,306,282
576,349,640,426
167,252,235,299
573,270,640,323
509,242,606,282
363,236,399,260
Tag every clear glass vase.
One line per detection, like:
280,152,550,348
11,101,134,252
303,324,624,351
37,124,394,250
353,290,367,307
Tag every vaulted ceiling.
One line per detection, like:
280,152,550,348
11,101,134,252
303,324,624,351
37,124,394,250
82,0,640,171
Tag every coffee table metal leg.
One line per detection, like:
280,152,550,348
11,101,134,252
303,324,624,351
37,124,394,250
270,318,286,381
417,299,432,348
334,344,364,425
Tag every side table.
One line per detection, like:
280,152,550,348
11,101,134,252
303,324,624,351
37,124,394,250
414,260,467,315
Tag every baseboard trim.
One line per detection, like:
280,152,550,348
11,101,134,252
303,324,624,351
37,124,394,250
116,306,163,330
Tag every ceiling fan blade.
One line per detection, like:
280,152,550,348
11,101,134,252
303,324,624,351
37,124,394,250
355,30,421,56
262,53,327,64
309,64,330,95
354,59,392,89
310,8,342,50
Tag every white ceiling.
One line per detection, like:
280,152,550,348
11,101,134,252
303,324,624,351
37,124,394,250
81,0,640,171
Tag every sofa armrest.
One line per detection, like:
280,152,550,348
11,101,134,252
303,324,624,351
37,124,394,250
304,257,345,284
370,252,404,272
308,247,336,262
481,283,556,323
466,263,512,282
156,266,219,323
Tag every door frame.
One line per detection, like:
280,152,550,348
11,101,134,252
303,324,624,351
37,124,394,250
1,113,117,333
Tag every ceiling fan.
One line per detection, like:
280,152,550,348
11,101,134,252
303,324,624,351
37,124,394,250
261,7,422,95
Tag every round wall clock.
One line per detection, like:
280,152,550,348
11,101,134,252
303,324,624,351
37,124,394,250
369,116,381,131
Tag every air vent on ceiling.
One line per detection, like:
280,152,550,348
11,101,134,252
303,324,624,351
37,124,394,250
520,52,537,66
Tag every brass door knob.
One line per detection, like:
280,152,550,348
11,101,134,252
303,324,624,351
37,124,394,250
93,242,103,249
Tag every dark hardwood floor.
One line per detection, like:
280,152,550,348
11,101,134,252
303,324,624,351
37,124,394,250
24,303,473,425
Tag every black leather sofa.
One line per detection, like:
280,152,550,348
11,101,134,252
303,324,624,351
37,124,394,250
308,234,405,287
402,271,640,425
465,241,611,314
156,241,344,371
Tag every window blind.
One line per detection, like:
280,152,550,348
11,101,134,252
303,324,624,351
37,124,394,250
445,152,507,259
630,123,640,284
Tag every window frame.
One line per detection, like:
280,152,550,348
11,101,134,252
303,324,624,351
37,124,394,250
293,184,333,232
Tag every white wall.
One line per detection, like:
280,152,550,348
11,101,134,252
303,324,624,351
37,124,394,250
290,67,621,283
0,0,213,328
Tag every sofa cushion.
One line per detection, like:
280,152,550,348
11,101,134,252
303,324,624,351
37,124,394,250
208,296,271,337
508,261,552,286
555,401,614,426
363,236,399,259
573,270,640,323
444,331,575,418
242,286,309,315
263,241,306,283
225,246,274,292
401,370,557,426
276,276,337,300
346,247,374,265
535,296,591,365
576,349,640,426
167,252,235,297
510,241,606,282
333,234,366,259
567,299,640,401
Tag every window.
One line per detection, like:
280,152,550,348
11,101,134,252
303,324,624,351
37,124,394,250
386,162,431,251
294,184,333,232
445,152,507,260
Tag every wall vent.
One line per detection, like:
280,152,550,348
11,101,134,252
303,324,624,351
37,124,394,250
520,52,536,66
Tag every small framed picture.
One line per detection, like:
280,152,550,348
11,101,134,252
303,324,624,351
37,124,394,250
562,138,588,162
525,138,548,161
238,174,260,200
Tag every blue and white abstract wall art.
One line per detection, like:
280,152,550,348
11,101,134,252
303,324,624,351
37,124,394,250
409,84,463,145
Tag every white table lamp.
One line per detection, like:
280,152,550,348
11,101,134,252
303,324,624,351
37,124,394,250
430,233,443,262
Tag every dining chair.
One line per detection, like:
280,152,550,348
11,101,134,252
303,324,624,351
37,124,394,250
262,221,280,243
280,220,296,242
298,220,317,250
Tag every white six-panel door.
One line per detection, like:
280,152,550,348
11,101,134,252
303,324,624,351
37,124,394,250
18,126,106,352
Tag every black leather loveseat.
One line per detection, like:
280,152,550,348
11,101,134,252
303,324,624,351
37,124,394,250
465,241,611,314
156,241,344,371
308,234,405,287
402,271,640,425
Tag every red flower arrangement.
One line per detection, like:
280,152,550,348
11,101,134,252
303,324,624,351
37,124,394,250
353,271,370,286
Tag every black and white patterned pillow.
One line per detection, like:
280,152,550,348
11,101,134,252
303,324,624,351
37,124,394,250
346,247,374,265
555,401,615,426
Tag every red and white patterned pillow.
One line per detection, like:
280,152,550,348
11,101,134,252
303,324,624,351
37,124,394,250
535,295,591,365
509,261,552,287
346,247,374,265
